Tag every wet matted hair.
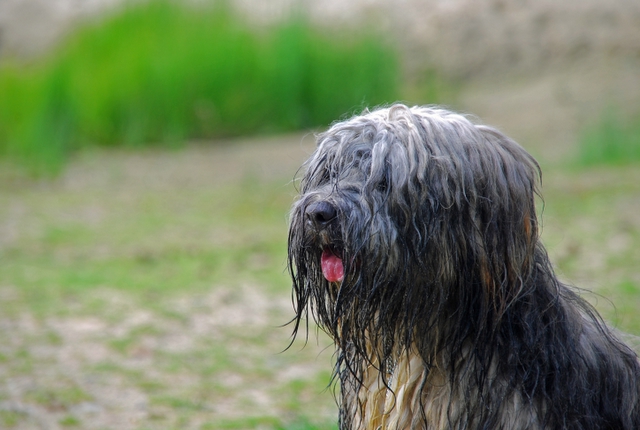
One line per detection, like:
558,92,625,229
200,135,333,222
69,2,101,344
288,104,640,429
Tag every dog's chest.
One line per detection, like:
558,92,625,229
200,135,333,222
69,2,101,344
350,352,449,429
346,351,542,430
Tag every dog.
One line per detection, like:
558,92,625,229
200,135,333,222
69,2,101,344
287,104,640,429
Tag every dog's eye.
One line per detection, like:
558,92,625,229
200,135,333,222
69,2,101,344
376,177,388,193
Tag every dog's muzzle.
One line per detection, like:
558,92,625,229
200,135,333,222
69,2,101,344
304,201,344,283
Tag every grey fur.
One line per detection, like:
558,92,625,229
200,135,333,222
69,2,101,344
288,104,640,429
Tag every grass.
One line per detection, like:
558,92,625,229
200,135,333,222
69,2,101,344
0,3,634,428
0,135,638,428
0,139,339,428
0,0,403,175
577,107,640,166
539,164,640,332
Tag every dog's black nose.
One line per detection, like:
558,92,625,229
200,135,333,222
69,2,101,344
305,201,337,228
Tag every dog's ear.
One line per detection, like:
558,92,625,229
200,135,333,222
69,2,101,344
471,126,541,318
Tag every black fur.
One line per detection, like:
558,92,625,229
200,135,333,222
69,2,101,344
288,105,640,429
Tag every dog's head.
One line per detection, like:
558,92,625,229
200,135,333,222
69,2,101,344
288,104,542,357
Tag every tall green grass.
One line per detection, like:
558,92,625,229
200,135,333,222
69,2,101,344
578,107,640,166
0,1,399,174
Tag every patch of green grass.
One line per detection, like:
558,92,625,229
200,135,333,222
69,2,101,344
208,416,338,430
211,417,282,429
539,165,640,335
59,415,82,427
108,336,137,355
577,107,640,166
0,0,400,174
600,279,640,335
0,242,288,315
151,395,207,411
0,174,293,313
0,410,24,428
26,384,93,411
404,67,460,107
10,348,34,373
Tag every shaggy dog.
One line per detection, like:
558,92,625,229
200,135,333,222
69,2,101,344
287,104,640,429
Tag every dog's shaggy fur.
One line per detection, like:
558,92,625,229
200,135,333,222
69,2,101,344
287,104,640,429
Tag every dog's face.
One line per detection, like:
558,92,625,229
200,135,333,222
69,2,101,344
288,105,541,349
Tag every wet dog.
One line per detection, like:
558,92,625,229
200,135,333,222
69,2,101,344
288,104,640,429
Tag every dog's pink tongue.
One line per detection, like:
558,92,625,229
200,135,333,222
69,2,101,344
321,249,344,283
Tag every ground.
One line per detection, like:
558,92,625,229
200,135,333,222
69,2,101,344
1,1,640,428
1,103,640,428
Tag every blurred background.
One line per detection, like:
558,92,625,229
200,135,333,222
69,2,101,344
0,0,638,428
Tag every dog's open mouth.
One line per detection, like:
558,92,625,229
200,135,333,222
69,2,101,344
321,247,344,283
